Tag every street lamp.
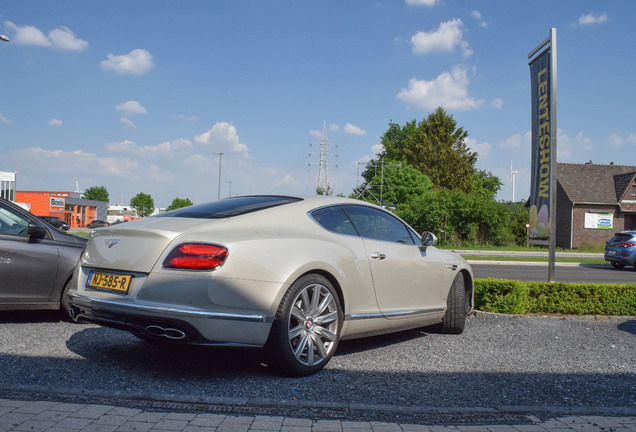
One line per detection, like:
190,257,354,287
0,35,10,42
213,152,223,200
226,180,232,197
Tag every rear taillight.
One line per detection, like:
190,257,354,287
618,242,635,247
163,243,228,270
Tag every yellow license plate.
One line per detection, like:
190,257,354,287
87,272,133,293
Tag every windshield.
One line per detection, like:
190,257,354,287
155,196,302,219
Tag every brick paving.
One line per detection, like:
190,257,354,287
1,399,635,432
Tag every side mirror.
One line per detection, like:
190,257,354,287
421,231,438,247
27,222,47,239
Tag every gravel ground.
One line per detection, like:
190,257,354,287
0,311,634,422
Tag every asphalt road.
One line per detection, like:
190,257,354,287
1,310,634,424
471,261,636,283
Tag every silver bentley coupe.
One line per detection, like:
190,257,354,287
70,195,473,376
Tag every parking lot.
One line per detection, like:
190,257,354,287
1,311,634,427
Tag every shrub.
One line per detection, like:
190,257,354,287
474,278,636,316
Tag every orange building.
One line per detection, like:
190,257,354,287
15,191,108,228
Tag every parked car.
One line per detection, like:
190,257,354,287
38,215,70,231
69,195,473,376
87,219,109,228
604,231,636,269
0,197,88,319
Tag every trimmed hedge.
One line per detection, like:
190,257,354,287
474,278,636,316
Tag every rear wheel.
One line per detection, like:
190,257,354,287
266,274,342,376
441,272,467,334
610,261,626,269
60,280,74,321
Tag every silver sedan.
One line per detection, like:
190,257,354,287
70,195,473,376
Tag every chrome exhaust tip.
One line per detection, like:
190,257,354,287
145,325,187,340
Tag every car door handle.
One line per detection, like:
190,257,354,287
371,253,386,260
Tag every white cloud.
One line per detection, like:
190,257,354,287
120,117,136,129
173,114,198,122
492,98,503,109
101,49,153,75
556,130,593,160
115,100,147,115
371,144,384,155
499,132,531,150
471,10,487,29
105,140,138,153
106,138,192,159
343,123,367,136
14,147,141,179
397,66,483,110
608,133,636,149
47,26,88,51
578,12,608,25
328,124,340,132
0,113,12,125
48,119,63,127
194,122,249,157
5,22,50,46
275,174,299,187
464,138,491,158
5,22,87,51
411,19,472,57
309,129,322,139
405,0,439,6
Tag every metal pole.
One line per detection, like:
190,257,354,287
548,28,557,282
213,152,223,200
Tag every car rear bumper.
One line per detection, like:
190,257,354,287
604,251,636,266
69,292,274,347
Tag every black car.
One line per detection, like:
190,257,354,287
38,215,70,231
0,197,88,319
86,219,109,228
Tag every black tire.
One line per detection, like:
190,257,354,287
266,274,342,376
60,280,74,322
610,261,626,269
441,272,467,334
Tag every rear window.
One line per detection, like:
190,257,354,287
155,196,302,219
609,233,636,243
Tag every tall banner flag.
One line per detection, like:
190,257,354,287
528,28,557,281
528,48,552,241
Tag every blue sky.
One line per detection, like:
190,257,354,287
1,1,634,208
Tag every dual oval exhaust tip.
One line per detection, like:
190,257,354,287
145,325,187,340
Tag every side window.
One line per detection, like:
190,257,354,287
0,204,30,236
311,206,358,236
343,205,415,245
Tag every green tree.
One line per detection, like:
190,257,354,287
166,197,193,212
316,186,333,196
403,107,476,192
130,192,155,218
356,161,432,207
83,186,109,202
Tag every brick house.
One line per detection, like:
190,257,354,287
556,162,636,248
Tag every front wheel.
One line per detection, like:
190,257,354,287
266,274,342,376
441,272,467,334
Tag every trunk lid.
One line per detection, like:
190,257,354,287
82,217,226,273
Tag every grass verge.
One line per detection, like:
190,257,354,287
474,278,636,316
465,256,606,264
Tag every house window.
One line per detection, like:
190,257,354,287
632,185,636,196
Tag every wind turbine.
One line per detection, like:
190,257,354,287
509,160,518,202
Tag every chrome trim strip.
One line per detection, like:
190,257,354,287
70,293,270,323
345,308,444,321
